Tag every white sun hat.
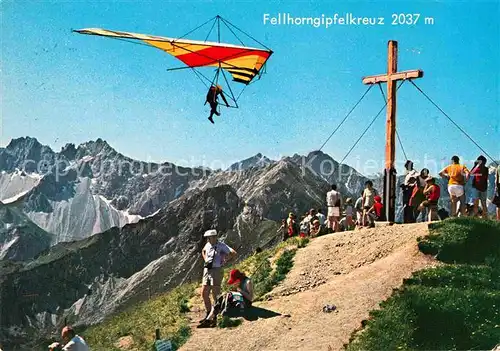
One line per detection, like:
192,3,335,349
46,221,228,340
203,229,218,237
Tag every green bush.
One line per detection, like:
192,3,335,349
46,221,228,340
418,218,500,264
221,237,306,301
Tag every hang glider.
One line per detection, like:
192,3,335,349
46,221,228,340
73,16,273,108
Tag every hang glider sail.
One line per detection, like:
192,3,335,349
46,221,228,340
74,28,271,85
73,16,273,108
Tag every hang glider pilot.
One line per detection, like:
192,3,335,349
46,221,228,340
205,84,229,124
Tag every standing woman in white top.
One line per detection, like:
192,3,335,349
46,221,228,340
200,229,237,323
326,184,342,233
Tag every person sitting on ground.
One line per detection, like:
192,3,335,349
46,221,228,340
470,155,489,218
419,176,441,222
316,209,326,228
362,181,377,227
300,209,317,235
59,326,89,351
310,219,322,237
439,155,470,217
344,198,354,230
198,269,253,328
338,217,347,232
366,195,384,226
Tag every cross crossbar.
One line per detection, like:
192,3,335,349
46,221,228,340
362,69,424,84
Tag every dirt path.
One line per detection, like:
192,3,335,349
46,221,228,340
181,223,437,351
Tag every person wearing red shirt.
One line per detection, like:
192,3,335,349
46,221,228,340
470,155,489,218
367,195,384,226
420,176,441,221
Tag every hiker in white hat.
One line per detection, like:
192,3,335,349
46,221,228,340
199,229,237,326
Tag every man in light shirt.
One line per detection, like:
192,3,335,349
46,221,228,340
200,229,237,325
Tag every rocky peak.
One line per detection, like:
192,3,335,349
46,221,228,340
59,143,77,161
228,153,274,171
5,137,43,151
75,138,117,159
0,137,55,173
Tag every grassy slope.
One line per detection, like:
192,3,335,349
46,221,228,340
81,237,308,351
347,218,500,351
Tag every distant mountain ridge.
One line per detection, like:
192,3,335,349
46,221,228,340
0,137,209,244
227,153,274,171
0,137,370,248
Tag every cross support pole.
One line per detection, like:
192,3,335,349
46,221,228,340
362,40,424,222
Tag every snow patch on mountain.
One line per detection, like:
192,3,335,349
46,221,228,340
25,178,142,243
0,171,42,204
0,236,19,260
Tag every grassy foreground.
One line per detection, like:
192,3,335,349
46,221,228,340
82,236,308,350
347,218,500,351
83,284,195,351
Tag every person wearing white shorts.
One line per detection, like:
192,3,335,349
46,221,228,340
448,184,465,198
326,184,342,232
328,206,341,218
439,156,469,217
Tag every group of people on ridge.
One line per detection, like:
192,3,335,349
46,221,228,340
280,181,387,240
283,155,500,240
403,155,500,222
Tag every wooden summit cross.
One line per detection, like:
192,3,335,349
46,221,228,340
362,40,423,222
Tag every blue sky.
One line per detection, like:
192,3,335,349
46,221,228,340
2,0,499,174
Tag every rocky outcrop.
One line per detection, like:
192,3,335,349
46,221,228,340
0,202,53,261
227,153,274,171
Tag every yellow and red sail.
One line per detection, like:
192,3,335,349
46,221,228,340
74,28,272,85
